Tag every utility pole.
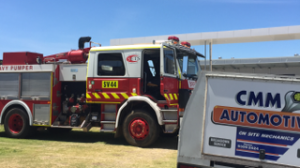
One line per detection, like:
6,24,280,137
204,41,206,70
210,40,212,71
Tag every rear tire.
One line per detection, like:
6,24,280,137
123,111,160,147
4,108,31,138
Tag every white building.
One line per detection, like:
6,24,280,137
111,25,300,76
199,56,300,76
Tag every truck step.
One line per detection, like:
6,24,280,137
161,108,178,120
164,124,178,133
102,112,116,121
100,129,115,132
160,109,177,112
100,121,116,124
163,120,177,123
100,123,115,132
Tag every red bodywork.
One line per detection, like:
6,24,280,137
3,52,43,65
43,48,90,63
0,100,50,120
181,79,197,90
0,66,60,125
161,77,179,105
51,65,62,124
87,77,141,104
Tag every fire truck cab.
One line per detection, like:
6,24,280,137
0,37,205,147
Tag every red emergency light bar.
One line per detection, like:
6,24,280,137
168,36,179,42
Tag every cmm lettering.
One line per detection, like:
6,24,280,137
236,91,281,108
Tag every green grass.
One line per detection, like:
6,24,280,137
0,126,178,168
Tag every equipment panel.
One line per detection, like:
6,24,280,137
59,64,87,81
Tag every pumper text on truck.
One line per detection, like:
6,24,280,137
177,71,300,168
0,36,205,147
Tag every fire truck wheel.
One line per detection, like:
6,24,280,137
4,108,31,138
123,111,159,147
47,128,72,134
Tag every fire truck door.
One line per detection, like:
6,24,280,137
86,52,131,104
160,46,179,106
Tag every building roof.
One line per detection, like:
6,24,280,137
199,56,300,70
111,25,300,46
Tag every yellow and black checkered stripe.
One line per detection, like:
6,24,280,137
86,92,137,100
86,92,179,105
163,93,179,101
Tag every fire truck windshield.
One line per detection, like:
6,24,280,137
177,53,199,79
163,43,204,79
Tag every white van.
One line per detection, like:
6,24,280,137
177,71,300,168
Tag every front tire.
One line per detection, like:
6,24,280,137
123,111,160,147
4,108,31,138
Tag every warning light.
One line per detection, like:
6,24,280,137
168,36,179,42
294,93,300,102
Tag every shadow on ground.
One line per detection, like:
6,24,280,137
0,130,178,150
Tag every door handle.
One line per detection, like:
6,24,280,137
95,89,102,92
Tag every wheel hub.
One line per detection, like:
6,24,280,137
129,118,149,140
8,114,23,134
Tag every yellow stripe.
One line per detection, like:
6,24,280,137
92,93,101,99
178,66,182,89
169,93,174,100
169,103,178,106
131,93,137,96
121,93,129,99
164,94,169,100
111,93,120,99
174,93,178,100
178,67,181,78
102,93,110,99
90,45,160,52
86,101,120,104
86,93,91,99
86,52,90,99
179,80,181,89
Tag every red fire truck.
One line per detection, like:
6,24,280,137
0,37,204,147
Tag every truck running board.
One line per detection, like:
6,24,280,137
100,121,115,132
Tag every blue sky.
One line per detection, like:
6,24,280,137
0,0,299,60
